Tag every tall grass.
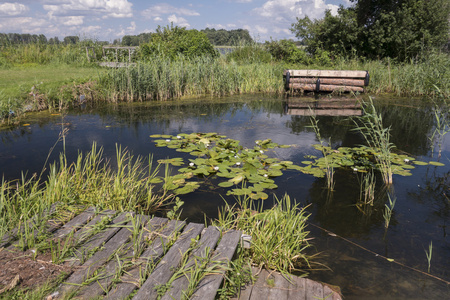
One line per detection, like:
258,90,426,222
214,194,313,275
0,143,175,243
0,43,95,68
98,56,285,102
339,51,450,97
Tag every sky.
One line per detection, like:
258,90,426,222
0,0,352,42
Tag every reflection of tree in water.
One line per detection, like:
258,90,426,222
409,169,450,237
287,116,351,137
375,100,433,156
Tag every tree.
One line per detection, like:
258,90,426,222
64,36,80,44
140,25,217,59
291,0,450,60
201,28,253,45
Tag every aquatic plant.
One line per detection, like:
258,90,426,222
357,170,376,208
425,241,433,273
152,132,439,200
383,192,396,230
308,113,335,191
214,194,313,274
352,97,395,185
151,133,294,200
428,85,449,158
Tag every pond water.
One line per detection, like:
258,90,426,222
1,95,449,299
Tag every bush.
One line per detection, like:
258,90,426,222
140,25,217,60
226,44,273,64
265,39,310,64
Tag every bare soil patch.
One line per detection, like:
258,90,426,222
0,247,72,294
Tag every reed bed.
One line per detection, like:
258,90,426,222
97,56,285,102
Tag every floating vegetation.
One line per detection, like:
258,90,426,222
151,133,293,200
151,132,440,200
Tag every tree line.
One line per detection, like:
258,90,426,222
119,28,253,46
0,33,106,45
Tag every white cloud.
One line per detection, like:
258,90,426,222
206,23,225,29
142,3,199,19
247,0,340,40
154,17,162,22
167,14,190,27
43,0,133,18
0,2,29,16
62,16,84,26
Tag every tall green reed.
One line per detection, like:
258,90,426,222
309,113,335,191
98,55,284,102
353,97,395,185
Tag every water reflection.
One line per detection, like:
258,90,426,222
0,94,448,299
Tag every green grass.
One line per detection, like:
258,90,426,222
214,194,314,275
0,64,103,119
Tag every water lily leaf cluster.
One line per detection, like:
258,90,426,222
151,133,297,199
150,133,442,199
301,144,439,177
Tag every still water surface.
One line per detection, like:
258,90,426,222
1,95,449,299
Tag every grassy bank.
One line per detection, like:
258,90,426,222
1,42,449,124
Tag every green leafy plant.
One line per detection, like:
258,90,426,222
151,133,295,200
214,194,314,275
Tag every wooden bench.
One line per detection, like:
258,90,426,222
284,70,369,93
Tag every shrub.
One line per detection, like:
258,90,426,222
139,25,217,60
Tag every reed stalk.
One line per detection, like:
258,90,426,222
309,113,335,191
425,241,433,273
383,192,396,230
353,97,395,185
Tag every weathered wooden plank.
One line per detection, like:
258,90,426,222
323,285,342,300
287,276,306,300
133,222,205,300
58,213,134,297
249,269,272,300
104,219,184,300
305,278,324,300
284,69,367,78
67,212,128,267
74,215,153,299
268,273,291,300
191,229,242,300
290,77,365,86
0,203,60,248
71,210,116,243
286,100,360,109
289,83,364,93
230,267,259,300
160,226,221,300
53,207,97,239
286,108,363,116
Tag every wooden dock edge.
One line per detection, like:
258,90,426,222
284,69,369,93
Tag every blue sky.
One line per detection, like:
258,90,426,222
0,1,352,42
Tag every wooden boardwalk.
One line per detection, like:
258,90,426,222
233,268,341,300
1,207,341,299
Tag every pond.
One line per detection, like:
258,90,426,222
0,94,449,299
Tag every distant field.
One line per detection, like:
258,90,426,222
0,65,102,100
